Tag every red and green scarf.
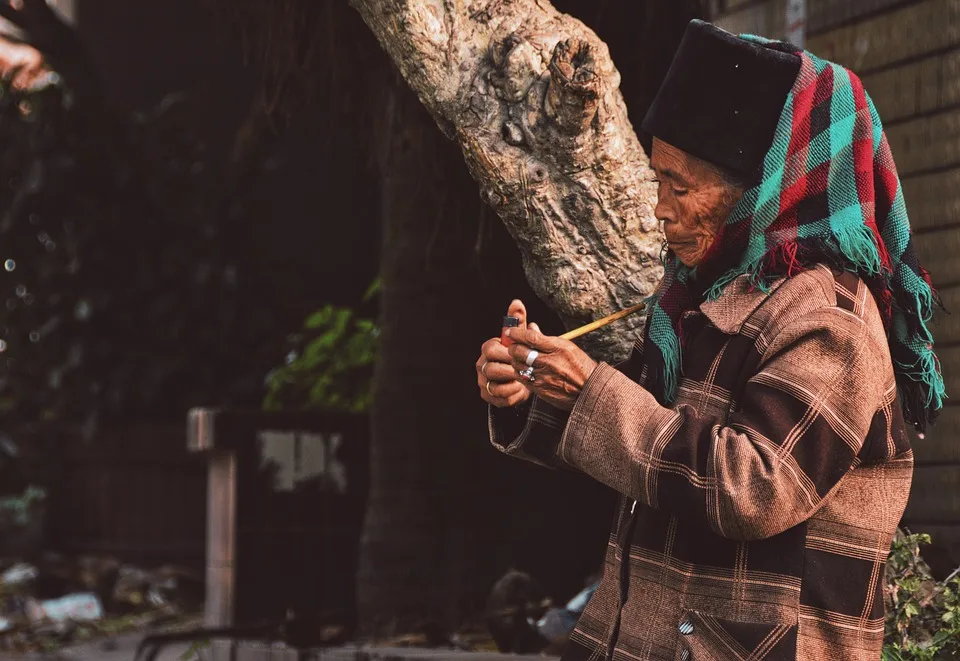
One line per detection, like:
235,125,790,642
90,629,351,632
643,37,945,432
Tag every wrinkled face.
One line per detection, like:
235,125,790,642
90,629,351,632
650,138,745,268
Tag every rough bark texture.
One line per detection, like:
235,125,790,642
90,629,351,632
350,0,662,361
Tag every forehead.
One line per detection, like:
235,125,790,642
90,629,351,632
651,138,724,186
650,138,689,172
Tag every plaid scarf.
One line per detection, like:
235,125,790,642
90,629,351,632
642,37,946,433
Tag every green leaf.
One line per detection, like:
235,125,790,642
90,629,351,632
882,644,905,661
305,305,337,330
263,303,378,414
363,277,381,302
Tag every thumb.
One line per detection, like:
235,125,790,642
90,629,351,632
507,299,528,329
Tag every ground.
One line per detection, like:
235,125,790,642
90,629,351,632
0,631,191,660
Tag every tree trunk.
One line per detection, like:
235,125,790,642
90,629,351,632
359,71,453,635
353,0,704,637
350,0,663,362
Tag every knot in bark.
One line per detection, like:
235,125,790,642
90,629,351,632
544,39,602,135
502,120,525,146
488,34,543,103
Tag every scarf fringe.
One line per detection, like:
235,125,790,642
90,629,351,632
896,344,946,432
834,222,883,277
658,333,681,405
643,295,683,405
704,231,885,304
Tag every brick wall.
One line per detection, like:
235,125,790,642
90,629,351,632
711,0,960,560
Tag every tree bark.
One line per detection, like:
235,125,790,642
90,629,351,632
358,71,460,635
350,0,662,362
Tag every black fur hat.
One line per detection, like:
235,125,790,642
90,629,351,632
641,20,802,175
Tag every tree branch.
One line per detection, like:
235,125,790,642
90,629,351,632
350,0,662,360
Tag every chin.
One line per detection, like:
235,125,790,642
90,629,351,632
674,252,700,268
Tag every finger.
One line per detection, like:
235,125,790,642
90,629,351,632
504,389,530,407
481,337,512,363
484,379,525,404
504,326,557,352
528,322,541,334
4,64,24,88
508,341,553,370
506,299,527,328
509,352,542,379
484,360,519,383
510,355,534,374
511,360,545,384
508,342,544,369
11,66,39,91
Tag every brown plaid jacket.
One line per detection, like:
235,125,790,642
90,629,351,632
490,265,913,661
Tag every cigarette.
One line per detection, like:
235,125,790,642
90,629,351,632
559,302,646,341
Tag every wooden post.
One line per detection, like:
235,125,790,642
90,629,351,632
187,408,369,637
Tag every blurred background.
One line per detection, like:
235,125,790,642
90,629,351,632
0,0,956,659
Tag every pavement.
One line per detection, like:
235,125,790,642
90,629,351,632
0,631,192,661
0,637,558,661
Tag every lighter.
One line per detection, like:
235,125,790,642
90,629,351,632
500,316,520,347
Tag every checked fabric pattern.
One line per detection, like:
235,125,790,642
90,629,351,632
643,38,945,433
490,266,913,660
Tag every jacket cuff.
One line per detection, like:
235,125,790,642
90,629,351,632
488,396,570,469
559,362,666,486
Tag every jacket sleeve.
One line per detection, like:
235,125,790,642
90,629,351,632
488,397,571,469
488,351,641,469
558,307,892,540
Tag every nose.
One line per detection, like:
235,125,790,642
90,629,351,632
655,195,673,227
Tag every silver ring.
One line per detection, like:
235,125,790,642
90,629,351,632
481,361,489,377
519,367,535,381
525,350,539,367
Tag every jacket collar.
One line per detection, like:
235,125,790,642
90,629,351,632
694,265,838,334
695,273,778,334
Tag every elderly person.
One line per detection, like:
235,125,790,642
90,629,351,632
476,20,945,661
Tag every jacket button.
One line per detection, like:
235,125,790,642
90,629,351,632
680,649,690,661
678,619,694,635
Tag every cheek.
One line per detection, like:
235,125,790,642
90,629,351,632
671,199,702,235
687,197,715,228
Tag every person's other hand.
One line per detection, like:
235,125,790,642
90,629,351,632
476,299,535,408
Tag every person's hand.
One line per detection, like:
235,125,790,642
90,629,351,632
505,326,598,411
0,40,47,91
476,300,535,408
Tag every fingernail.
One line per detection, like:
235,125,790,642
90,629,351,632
504,329,512,337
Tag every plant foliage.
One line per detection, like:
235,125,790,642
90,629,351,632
883,530,960,660
263,279,379,414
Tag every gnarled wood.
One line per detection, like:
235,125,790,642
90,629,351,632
350,0,662,361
